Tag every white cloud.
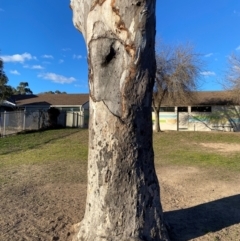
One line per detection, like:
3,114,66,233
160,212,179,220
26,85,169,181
204,53,213,58
236,45,240,51
59,59,64,64
10,70,20,75
201,71,216,77
23,64,44,69
1,52,36,63
38,72,76,84
73,54,83,59
42,54,54,59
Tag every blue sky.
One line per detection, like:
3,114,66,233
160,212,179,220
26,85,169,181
0,0,240,94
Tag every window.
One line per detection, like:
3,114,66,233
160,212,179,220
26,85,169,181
58,107,80,111
191,106,211,112
160,107,175,112
178,107,188,112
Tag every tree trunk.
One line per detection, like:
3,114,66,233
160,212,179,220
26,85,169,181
154,108,161,132
70,0,169,240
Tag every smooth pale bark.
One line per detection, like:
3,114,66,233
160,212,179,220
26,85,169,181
70,0,169,240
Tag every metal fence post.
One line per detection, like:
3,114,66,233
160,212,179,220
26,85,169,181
23,109,26,131
76,112,79,127
3,111,6,137
72,111,75,127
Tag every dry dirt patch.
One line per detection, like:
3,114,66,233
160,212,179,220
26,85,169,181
158,166,240,241
1,165,240,241
199,142,240,153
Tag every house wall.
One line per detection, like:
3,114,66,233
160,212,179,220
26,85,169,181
21,105,50,112
22,105,90,128
152,111,178,131
0,109,88,137
82,102,89,110
152,105,240,132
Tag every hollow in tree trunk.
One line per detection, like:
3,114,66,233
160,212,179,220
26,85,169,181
70,0,170,240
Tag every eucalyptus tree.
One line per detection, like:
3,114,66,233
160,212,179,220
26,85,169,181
70,0,169,241
0,56,13,102
15,82,33,95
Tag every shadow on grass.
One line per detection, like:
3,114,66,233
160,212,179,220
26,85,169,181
0,128,82,155
164,194,240,241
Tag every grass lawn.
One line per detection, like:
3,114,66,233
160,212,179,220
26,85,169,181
0,128,88,185
0,128,240,185
154,131,240,172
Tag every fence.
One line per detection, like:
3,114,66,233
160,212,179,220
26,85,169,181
0,110,88,137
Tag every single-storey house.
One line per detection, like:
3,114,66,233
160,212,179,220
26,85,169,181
152,91,240,132
2,91,240,132
1,94,89,131
9,94,89,112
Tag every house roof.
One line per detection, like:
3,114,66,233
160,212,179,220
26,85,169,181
8,91,238,108
161,91,238,106
193,91,237,105
10,94,89,107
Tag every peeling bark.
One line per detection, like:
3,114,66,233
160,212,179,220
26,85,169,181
71,0,169,240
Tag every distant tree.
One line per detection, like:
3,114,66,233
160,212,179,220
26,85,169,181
39,90,67,94
225,53,240,103
42,91,55,94
152,43,202,132
55,90,67,94
0,56,13,102
15,82,33,95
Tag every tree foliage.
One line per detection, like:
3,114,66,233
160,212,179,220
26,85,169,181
15,82,33,95
39,90,67,94
152,43,203,132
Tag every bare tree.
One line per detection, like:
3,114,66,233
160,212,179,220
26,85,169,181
218,53,240,131
225,53,240,103
70,1,169,241
152,44,202,132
